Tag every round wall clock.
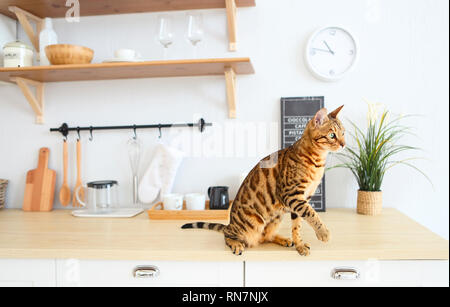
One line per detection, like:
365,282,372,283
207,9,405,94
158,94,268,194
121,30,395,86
305,26,359,82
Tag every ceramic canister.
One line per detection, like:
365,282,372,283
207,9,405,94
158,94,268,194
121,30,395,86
3,41,34,67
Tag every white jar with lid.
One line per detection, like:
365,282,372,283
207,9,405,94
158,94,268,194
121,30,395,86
2,41,34,68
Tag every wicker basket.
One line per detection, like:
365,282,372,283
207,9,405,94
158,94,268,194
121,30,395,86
357,190,382,216
0,179,8,209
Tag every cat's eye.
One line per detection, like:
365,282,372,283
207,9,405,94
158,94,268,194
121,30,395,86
329,133,336,139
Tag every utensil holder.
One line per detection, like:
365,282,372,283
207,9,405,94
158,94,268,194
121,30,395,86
0,179,9,209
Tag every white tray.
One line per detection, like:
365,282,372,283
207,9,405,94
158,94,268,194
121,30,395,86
72,208,144,218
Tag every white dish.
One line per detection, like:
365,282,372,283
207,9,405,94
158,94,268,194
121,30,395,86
72,208,144,218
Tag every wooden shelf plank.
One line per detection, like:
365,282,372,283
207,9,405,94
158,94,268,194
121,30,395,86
0,58,254,83
0,0,256,19
1,58,253,121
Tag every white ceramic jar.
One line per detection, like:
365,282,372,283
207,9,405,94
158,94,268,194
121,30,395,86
3,41,34,68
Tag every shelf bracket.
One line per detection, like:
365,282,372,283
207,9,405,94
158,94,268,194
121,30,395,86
11,77,45,124
8,6,44,53
225,0,237,52
224,67,236,118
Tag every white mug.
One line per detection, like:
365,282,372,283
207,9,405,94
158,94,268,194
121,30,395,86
163,193,183,210
114,48,138,60
185,193,206,210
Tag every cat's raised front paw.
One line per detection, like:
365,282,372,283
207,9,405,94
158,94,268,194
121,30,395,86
296,243,311,256
316,227,331,243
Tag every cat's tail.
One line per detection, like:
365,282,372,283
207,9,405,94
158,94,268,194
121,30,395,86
181,222,226,233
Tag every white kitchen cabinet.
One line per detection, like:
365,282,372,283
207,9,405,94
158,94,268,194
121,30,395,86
245,260,449,287
0,259,56,287
56,260,244,287
1,258,449,287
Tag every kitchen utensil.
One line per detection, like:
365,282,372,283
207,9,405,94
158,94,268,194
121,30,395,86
72,140,84,207
2,41,33,67
22,147,56,212
208,186,230,210
0,179,8,209
163,193,183,210
186,11,204,58
45,44,94,65
127,136,141,205
157,14,174,59
59,140,71,206
75,180,118,211
185,193,206,210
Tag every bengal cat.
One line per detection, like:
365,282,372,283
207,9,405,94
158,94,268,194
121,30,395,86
182,106,345,256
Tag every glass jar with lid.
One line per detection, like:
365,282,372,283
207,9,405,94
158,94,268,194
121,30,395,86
3,41,34,67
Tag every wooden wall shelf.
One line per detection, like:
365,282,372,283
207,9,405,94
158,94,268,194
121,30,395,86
0,58,254,123
0,0,256,19
1,0,256,51
0,58,254,83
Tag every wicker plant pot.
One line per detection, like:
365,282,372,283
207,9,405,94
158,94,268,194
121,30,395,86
0,179,8,209
357,190,382,216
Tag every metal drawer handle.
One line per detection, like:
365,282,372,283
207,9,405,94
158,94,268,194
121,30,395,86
133,265,160,279
331,267,360,280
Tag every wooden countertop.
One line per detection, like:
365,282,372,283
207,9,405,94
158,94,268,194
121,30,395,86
0,208,447,261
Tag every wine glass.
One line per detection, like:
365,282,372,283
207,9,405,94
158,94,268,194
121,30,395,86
157,14,174,59
186,12,204,58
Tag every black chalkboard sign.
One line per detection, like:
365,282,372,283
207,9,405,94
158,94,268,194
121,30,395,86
281,96,326,212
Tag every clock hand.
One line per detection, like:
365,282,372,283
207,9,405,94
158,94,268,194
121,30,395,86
312,48,333,53
323,40,335,55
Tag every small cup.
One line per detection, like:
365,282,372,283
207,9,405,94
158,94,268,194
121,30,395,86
163,193,183,210
114,48,137,60
185,193,206,210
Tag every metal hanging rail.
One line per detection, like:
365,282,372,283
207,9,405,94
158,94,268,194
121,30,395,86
50,118,212,138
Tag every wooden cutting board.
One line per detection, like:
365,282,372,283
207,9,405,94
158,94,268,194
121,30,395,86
22,147,56,212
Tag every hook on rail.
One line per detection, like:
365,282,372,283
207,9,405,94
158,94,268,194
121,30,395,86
89,126,94,141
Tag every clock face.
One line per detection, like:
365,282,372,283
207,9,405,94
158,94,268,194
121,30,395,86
305,27,358,81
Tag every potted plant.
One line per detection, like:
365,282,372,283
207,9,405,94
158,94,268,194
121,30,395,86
331,102,430,215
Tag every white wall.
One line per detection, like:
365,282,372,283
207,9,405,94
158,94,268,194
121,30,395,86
0,0,448,239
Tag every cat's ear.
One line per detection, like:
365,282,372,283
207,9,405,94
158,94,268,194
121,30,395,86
329,105,344,119
314,108,328,127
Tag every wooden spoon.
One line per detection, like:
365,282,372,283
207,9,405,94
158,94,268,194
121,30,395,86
72,139,84,207
59,140,71,206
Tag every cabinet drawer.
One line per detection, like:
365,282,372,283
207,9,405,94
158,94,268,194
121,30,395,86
56,260,243,287
0,259,56,287
246,260,449,287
